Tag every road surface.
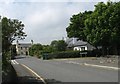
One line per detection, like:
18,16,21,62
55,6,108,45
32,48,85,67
11,55,118,83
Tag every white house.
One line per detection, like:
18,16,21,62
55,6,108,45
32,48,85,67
66,37,95,51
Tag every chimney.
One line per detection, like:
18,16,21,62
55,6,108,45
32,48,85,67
16,40,19,45
31,40,33,45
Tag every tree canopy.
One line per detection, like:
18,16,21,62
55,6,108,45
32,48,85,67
2,17,26,52
29,44,43,57
66,11,92,41
0,18,2,52
66,1,120,55
1,16,27,70
50,40,67,52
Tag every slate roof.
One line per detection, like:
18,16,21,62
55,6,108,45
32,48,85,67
66,37,96,50
66,38,77,44
74,40,87,46
66,37,88,47
17,43,31,48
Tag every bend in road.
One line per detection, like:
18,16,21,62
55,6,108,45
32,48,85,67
12,55,118,83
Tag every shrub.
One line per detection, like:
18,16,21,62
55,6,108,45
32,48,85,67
45,51,80,59
43,49,102,60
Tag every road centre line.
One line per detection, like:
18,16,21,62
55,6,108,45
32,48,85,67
21,64,46,84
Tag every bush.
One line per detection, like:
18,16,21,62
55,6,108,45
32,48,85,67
44,49,102,60
46,51,80,59
87,49,102,57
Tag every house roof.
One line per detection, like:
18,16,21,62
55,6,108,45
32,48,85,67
17,43,31,48
66,37,87,47
74,40,87,46
66,37,96,50
66,38,77,44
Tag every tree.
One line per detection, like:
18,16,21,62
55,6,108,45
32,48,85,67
108,1,120,54
57,40,67,51
50,40,67,52
50,40,58,52
2,17,26,52
42,45,53,53
0,17,2,52
29,44,43,57
66,1,120,55
2,16,27,70
85,1,120,55
66,11,92,41
84,2,109,53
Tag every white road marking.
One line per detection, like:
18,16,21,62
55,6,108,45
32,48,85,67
66,61,82,65
14,60,19,64
66,61,120,70
11,60,16,64
21,64,46,84
84,63,120,70
11,60,19,65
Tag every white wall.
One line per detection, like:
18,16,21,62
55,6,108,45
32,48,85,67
73,46,87,51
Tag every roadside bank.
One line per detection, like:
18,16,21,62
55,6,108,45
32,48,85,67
2,64,18,84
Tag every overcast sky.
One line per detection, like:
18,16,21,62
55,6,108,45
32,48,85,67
0,0,119,45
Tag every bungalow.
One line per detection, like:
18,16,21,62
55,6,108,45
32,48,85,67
66,37,95,51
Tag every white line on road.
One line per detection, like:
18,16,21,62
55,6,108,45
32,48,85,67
11,60,19,65
66,61,120,70
66,61,82,65
84,63,120,70
21,64,46,84
11,60,16,64
14,60,19,64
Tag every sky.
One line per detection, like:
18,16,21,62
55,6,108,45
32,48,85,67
0,0,120,45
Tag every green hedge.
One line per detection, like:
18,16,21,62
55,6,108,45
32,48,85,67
42,49,102,60
45,51,80,59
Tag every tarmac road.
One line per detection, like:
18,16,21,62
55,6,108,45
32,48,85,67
11,55,119,83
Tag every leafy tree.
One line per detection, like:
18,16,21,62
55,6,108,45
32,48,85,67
85,1,120,55
29,44,43,57
50,40,58,52
42,45,53,53
66,1,120,55
84,2,109,53
66,11,92,41
1,16,26,82
0,17,2,52
2,16,26,70
108,1,120,54
2,17,26,52
57,40,67,51
50,40,67,52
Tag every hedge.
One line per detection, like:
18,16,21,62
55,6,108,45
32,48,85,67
43,49,102,60
43,51,79,59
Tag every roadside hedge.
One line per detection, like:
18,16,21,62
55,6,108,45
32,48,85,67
45,51,80,59
43,49,102,60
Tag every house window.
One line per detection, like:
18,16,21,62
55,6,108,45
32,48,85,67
25,47,28,50
74,48,77,51
81,47,85,51
21,47,22,50
74,47,79,51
